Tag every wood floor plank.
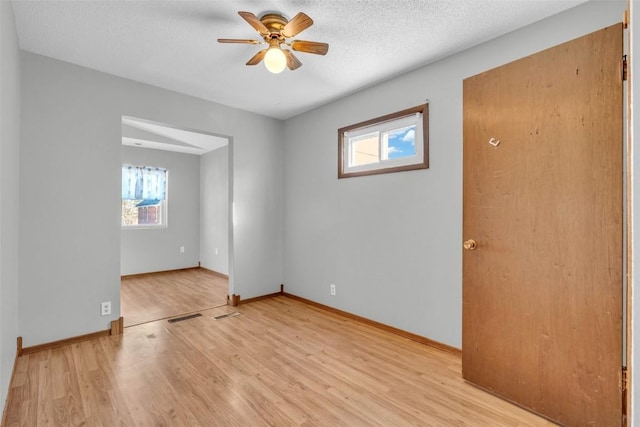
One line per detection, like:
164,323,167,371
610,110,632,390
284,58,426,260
121,268,228,326
4,296,556,426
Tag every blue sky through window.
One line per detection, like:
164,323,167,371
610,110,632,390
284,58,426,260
386,125,416,159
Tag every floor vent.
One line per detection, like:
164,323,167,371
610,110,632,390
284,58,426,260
168,313,202,323
213,312,240,320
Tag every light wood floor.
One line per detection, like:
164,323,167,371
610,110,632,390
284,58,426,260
121,268,228,327
4,296,555,426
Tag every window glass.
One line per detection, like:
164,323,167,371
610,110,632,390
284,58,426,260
121,165,168,228
383,125,416,160
351,132,380,166
338,104,428,178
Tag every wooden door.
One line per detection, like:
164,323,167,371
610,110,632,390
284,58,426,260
462,24,623,426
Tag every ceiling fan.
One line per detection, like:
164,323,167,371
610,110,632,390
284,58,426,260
218,11,329,74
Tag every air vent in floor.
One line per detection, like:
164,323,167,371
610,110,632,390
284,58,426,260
168,313,202,323
213,312,241,320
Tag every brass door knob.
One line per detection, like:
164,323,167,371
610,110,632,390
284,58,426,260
463,239,477,251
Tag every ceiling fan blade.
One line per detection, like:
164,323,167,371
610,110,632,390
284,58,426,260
283,50,302,70
282,12,313,38
290,40,329,55
238,11,270,35
246,49,267,66
217,38,261,45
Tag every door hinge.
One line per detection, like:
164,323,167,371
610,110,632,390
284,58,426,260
624,9,629,29
622,55,628,81
622,365,628,422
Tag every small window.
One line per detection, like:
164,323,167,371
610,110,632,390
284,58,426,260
338,104,429,178
121,165,168,228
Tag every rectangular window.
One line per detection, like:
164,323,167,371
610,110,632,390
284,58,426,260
338,104,429,178
121,165,168,228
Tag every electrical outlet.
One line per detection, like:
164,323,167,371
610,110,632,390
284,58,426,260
215,248,219,255
330,284,336,296
180,246,185,253
101,301,111,316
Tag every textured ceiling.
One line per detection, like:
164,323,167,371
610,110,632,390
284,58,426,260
11,0,587,120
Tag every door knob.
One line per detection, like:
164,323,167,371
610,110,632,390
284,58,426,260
464,239,477,251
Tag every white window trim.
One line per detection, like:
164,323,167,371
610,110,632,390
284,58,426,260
344,114,424,175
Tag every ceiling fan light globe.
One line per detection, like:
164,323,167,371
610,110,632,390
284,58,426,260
264,47,287,73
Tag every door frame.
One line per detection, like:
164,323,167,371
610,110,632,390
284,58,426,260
624,3,632,423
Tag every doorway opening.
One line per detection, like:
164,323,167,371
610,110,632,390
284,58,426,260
120,116,232,327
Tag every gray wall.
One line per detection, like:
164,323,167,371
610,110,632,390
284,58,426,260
200,145,230,275
0,0,21,410
19,52,284,347
120,145,200,275
283,1,625,349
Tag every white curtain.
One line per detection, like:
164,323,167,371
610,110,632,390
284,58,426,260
121,165,167,200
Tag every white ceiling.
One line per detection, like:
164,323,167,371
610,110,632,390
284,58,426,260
122,116,228,155
11,0,587,121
